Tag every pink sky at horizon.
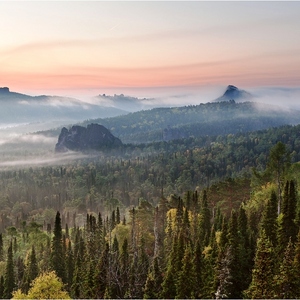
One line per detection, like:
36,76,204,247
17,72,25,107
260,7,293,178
1,1,300,99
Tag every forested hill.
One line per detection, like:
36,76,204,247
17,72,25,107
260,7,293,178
75,100,300,143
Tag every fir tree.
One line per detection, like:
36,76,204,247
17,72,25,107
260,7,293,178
199,189,211,246
260,190,278,247
143,257,163,299
0,276,4,299
293,230,300,297
23,245,39,293
274,238,297,299
244,230,275,299
93,243,109,299
3,241,15,299
50,211,66,282
66,240,74,292
0,233,3,261
176,242,196,299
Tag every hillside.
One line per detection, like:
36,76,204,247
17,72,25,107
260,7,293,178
74,100,300,143
0,87,127,125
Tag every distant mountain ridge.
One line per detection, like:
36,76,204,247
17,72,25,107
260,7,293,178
213,85,253,102
0,86,128,124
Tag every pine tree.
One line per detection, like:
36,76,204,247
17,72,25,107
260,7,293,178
260,190,278,247
0,233,4,261
23,245,39,293
237,205,253,292
194,239,204,298
244,230,275,299
93,243,109,299
66,240,74,292
199,189,211,246
176,242,196,299
3,241,15,299
143,257,163,299
266,141,290,214
50,211,66,282
119,237,130,298
274,238,297,299
215,210,242,298
133,237,149,298
293,230,300,297
161,234,180,299
0,276,4,299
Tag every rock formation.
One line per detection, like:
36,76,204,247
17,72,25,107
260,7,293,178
55,123,122,152
213,85,253,102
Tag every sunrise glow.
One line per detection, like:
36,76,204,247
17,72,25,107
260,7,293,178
0,1,300,97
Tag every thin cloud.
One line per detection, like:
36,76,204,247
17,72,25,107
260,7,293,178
0,152,93,168
0,133,57,146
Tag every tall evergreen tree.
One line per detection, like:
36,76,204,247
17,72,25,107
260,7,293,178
199,189,211,246
143,257,163,299
0,233,4,261
176,242,196,299
266,141,290,214
65,240,74,292
50,211,66,282
0,276,4,299
93,243,109,299
260,190,278,247
293,230,300,297
22,245,39,294
244,230,275,299
274,238,297,299
3,241,15,299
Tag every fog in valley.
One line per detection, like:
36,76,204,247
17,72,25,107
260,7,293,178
0,85,299,169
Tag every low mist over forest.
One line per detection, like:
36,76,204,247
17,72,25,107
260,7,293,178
1,85,300,299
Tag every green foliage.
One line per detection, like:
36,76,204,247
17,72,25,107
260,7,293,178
50,211,66,283
244,230,275,299
3,241,15,299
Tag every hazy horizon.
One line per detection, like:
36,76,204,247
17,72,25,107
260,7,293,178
1,1,300,100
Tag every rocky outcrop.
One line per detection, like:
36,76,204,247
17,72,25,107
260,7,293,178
214,85,253,102
55,123,122,152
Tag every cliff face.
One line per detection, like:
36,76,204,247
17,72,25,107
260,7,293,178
55,123,122,152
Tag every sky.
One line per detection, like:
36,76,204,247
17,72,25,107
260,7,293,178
0,1,300,99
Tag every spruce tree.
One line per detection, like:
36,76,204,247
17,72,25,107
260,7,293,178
199,189,211,246
23,245,39,293
143,257,163,299
293,230,300,297
50,211,66,282
93,243,109,299
260,190,278,247
176,242,196,299
119,237,130,298
3,241,15,299
194,239,204,298
66,240,74,292
161,234,180,299
0,233,3,261
274,238,297,299
0,276,4,299
244,230,275,299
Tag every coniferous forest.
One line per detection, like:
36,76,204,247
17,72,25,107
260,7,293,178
2,120,300,298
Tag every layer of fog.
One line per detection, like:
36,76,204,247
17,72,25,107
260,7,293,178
249,87,300,111
87,86,300,113
0,152,94,168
